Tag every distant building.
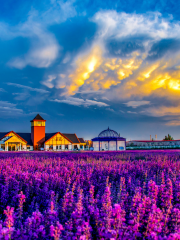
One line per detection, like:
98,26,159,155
91,127,126,151
127,139,180,149
0,114,86,151
85,140,93,149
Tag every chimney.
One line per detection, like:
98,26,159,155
150,135,152,141
155,134,157,140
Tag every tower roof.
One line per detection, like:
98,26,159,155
30,114,45,122
98,127,119,138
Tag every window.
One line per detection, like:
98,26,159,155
27,147,30,150
59,145,61,150
65,145,68,150
49,145,53,149
56,146,58,150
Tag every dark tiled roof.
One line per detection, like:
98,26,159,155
62,133,80,144
45,133,58,141
31,114,45,122
17,133,32,146
0,132,8,140
79,138,85,143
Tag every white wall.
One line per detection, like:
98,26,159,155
27,146,33,151
117,141,125,150
45,145,49,151
101,141,109,150
109,141,117,150
93,142,99,151
22,145,27,151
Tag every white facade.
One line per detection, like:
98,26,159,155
127,140,180,148
92,127,126,151
117,141,125,150
43,143,83,151
93,142,99,151
109,141,116,150
92,140,126,151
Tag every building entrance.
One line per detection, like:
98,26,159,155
7,142,21,151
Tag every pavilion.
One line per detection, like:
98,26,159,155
91,127,126,151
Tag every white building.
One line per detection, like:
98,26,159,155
92,127,126,151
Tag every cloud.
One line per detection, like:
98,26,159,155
42,75,56,88
6,22,59,69
141,105,180,117
42,11,180,109
7,83,49,93
9,44,59,69
124,100,150,108
0,88,6,92
50,97,109,107
1,0,76,69
165,120,180,126
76,90,103,94
127,111,137,114
27,112,48,116
92,11,180,40
0,101,23,116
106,108,115,112
12,92,31,101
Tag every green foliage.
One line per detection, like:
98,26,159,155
163,134,174,141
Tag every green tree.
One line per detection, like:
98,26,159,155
163,134,174,141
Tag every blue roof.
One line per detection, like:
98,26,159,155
92,127,126,141
92,137,126,141
98,127,119,138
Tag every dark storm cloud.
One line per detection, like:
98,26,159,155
105,37,146,58
147,39,180,61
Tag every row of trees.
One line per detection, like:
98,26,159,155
163,134,174,141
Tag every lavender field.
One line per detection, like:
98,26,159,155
1,151,180,239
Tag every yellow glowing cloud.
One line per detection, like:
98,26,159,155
63,45,143,95
168,80,180,90
65,45,103,95
138,63,159,81
100,78,120,89
54,39,180,106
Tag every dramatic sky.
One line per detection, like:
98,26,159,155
1,0,180,140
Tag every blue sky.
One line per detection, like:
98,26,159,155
0,0,180,140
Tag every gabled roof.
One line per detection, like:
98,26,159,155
0,132,32,145
30,114,45,122
62,133,81,144
45,132,73,144
0,131,28,144
79,138,86,144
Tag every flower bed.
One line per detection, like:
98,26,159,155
0,150,180,239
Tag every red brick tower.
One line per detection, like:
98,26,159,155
30,114,46,150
